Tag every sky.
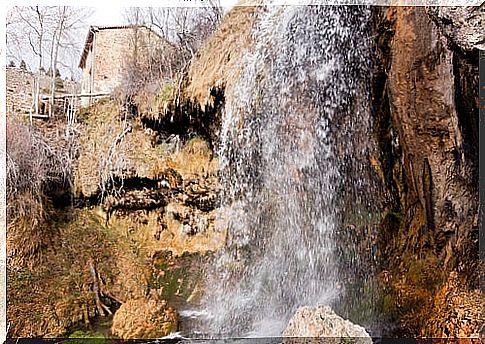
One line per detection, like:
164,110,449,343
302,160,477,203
90,6,125,26
88,0,239,26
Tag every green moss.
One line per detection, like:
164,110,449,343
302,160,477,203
149,252,203,303
340,338,354,344
344,279,382,327
69,330,106,338
159,83,174,102
406,256,442,290
382,294,399,320
62,330,107,344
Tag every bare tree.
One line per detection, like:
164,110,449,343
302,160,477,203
6,11,24,65
7,6,92,118
10,6,55,119
123,3,222,73
171,3,222,66
48,7,67,117
47,6,91,117
117,5,221,117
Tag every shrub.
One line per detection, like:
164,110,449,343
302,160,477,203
7,117,73,266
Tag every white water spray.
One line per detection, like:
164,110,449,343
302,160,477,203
191,4,377,337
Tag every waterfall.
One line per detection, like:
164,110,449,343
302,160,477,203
192,4,380,337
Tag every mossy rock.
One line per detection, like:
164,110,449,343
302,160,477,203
111,298,178,339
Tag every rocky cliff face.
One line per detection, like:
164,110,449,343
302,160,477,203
372,6,482,336
7,99,224,338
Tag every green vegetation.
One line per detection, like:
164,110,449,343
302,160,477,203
158,83,174,102
68,330,107,339
149,251,203,304
340,338,354,344
62,330,107,344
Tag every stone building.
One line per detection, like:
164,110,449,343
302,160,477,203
79,25,166,103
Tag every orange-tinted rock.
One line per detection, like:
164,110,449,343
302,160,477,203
373,6,480,337
111,298,178,339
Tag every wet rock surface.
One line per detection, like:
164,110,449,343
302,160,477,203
426,5,485,52
425,272,484,338
7,4,482,339
372,6,481,336
283,305,371,341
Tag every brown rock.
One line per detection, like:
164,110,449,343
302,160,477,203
424,271,484,338
373,6,479,336
111,298,178,339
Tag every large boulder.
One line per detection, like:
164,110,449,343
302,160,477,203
111,298,178,339
283,305,371,342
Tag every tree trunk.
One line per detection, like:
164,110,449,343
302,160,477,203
49,8,66,118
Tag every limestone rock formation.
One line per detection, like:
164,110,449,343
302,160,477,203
181,4,481,337
425,271,484,338
384,6,478,263
283,305,371,342
426,5,485,52
111,298,178,339
372,5,481,336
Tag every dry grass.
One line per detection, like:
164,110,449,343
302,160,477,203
7,207,153,338
76,100,219,200
7,117,71,206
6,194,54,268
110,4,261,124
8,209,112,337
6,116,73,267
76,101,160,197
134,82,174,119
153,136,218,181
184,3,261,110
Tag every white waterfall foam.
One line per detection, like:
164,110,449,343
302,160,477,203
192,4,375,338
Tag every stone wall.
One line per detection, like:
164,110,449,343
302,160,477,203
93,28,132,94
6,67,35,114
6,66,81,115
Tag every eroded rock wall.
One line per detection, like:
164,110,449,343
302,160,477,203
372,6,481,336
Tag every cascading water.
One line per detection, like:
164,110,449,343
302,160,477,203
189,4,383,338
